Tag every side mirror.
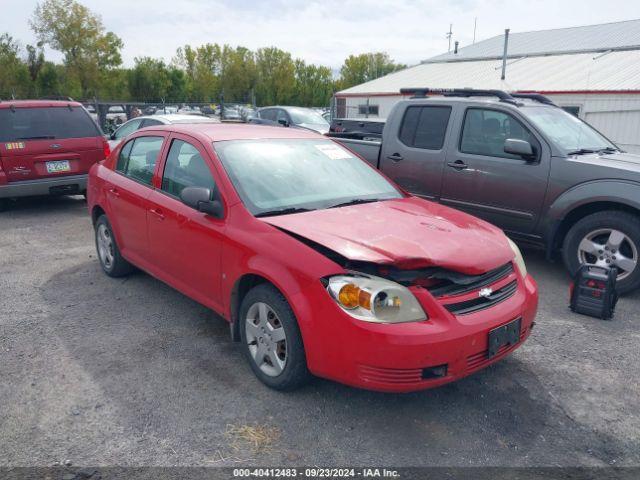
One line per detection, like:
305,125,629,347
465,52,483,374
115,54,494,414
504,138,535,160
180,186,224,218
277,119,289,127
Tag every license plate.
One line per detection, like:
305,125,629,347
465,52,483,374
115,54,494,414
46,160,71,173
487,317,521,358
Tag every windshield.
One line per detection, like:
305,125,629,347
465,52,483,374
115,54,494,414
288,108,329,125
525,106,617,154
214,139,402,216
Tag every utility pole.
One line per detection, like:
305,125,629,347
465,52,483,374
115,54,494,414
446,24,453,52
501,29,510,81
473,17,477,44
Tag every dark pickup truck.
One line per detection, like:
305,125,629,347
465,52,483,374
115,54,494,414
330,88,640,293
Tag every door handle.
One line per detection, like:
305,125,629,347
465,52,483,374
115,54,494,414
387,153,404,162
447,160,468,170
108,187,120,197
149,208,165,220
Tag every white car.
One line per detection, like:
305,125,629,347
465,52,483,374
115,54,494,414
106,105,127,125
107,114,220,149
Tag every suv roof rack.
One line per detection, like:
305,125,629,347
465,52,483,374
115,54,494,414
511,92,557,106
400,88,522,105
399,88,559,107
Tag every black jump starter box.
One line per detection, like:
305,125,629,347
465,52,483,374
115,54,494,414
570,265,618,320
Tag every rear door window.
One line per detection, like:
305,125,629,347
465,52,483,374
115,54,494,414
116,136,163,186
398,106,451,150
0,107,101,142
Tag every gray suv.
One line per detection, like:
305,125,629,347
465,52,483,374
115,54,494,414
332,89,640,293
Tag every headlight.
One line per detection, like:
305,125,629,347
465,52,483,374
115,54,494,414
507,238,527,277
326,273,427,324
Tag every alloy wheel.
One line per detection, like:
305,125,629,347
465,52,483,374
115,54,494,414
97,224,115,270
245,302,287,377
577,228,638,280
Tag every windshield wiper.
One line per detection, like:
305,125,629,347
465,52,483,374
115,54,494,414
16,135,56,140
328,198,383,209
255,207,313,218
566,148,596,156
596,147,619,154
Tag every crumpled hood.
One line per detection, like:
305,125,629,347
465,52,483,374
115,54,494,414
260,197,514,275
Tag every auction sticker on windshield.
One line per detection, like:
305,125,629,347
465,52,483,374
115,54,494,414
315,143,352,160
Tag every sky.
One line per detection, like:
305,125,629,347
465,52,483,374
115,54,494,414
2,0,640,70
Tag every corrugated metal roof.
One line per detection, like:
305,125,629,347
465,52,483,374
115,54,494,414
337,49,640,95
428,19,640,63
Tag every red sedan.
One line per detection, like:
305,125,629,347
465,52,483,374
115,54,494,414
87,124,538,392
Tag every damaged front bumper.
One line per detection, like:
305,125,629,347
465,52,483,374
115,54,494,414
293,270,538,393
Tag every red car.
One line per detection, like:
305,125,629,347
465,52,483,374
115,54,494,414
87,124,538,392
0,100,109,208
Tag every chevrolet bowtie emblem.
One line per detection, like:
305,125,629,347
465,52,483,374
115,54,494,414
478,287,493,298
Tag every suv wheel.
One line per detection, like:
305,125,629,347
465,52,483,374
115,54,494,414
95,214,134,277
563,211,640,293
239,284,311,390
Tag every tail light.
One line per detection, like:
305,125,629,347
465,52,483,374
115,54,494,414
102,138,111,160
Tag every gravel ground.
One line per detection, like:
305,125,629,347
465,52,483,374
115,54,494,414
1,195,639,468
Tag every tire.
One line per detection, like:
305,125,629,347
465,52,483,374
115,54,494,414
239,283,311,391
562,211,640,294
94,214,134,278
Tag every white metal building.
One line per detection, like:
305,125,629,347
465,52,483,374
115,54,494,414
335,19,640,153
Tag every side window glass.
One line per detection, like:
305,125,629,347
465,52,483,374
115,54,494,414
161,139,216,199
260,109,274,121
398,106,451,150
276,109,289,123
124,136,163,185
141,118,163,128
114,119,142,139
460,108,538,159
116,140,134,172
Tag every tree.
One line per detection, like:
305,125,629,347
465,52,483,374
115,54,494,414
294,60,333,107
0,33,31,98
128,57,170,103
30,0,123,98
26,44,45,83
338,52,405,90
255,47,296,106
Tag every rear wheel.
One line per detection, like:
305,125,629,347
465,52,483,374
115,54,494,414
94,214,134,277
562,211,640,294
239,284,311,390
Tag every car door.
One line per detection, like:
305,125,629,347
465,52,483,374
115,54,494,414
146,134,225,311
378,104,453,200
105,134,165,267
440,106,551,234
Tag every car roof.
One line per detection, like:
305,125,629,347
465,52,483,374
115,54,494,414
148,114,218,123
0,99,83,109
140,123,324,142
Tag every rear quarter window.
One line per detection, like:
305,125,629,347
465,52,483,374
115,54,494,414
0,106,101,142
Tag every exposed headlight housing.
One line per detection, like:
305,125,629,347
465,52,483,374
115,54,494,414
507,237,527,277
326,273,427,324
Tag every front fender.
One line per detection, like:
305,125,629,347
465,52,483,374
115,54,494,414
543,179,640,246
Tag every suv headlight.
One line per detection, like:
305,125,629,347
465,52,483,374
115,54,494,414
507,238,527,277
326,273,427,324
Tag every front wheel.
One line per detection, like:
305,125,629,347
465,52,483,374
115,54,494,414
239,284,311,390
562,211,640,294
